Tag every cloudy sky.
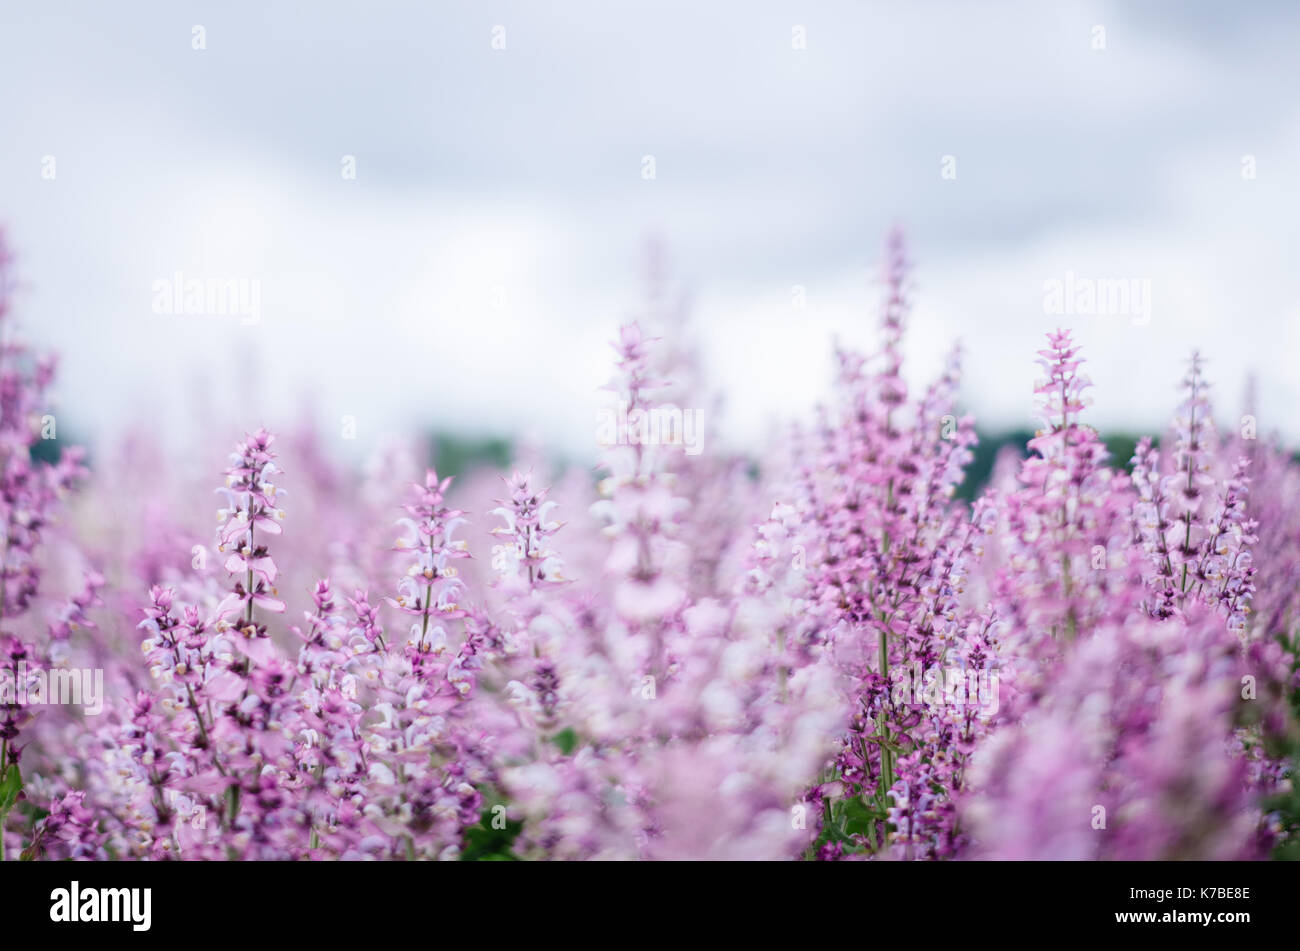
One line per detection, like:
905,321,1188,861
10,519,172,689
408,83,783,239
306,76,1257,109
2,0,1298,462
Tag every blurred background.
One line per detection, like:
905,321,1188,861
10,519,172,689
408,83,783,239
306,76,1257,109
2,0,1298,473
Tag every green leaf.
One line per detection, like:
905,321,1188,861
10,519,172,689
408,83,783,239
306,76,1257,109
0,764,22,814
838,797,885,838
550,727,578,755
459,804,523,861
807,795,887,857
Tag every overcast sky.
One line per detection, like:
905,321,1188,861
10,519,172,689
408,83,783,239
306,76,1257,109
2,0,1298,462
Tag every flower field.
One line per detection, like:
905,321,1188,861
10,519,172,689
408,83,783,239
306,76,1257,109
1,231,1296,862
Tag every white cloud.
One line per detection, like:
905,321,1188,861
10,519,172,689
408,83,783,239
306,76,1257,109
1,0,1297,459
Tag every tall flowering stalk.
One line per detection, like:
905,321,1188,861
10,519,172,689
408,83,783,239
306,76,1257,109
798,232,983,857
216,428,287,631
0,234,85,861
391,469,468,653
990,330,1137,724
210,429,292,851
357,469,486,860
1132,359,1257,631
493,471,567,737
593,323,690,683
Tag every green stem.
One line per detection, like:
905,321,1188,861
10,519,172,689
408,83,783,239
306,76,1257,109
1180,402,1197,595
0,736,8,862
877,622,894,799
874,477,896,818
